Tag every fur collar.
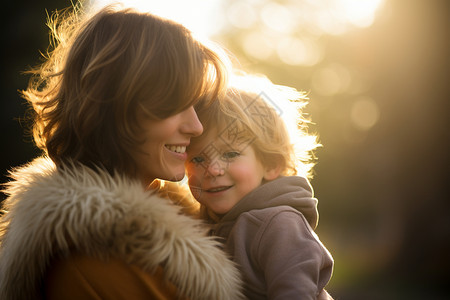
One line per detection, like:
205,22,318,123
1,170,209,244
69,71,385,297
0,157,243,299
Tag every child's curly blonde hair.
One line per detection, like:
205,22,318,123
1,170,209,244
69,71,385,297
194,73,320,179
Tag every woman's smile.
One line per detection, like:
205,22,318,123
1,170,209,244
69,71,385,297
135,106,203,183
164,144,188,160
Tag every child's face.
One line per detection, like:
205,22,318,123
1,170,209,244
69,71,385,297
186,129,270,215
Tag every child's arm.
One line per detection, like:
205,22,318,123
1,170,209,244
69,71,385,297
255,208,333,299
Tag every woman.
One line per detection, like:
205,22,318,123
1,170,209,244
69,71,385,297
0,3,243,300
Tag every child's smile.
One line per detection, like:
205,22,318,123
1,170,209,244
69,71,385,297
186,130,271,215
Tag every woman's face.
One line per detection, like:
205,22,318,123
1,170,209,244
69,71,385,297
134,106,203,185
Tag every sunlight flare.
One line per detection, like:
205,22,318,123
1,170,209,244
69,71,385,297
90,0,224,39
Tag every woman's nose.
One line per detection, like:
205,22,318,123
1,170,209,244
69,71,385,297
181,106,203,137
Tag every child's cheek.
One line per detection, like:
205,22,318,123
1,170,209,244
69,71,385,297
186,167,200,185
228,163,252,178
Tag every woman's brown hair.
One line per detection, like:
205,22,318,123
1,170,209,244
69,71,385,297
22,4,228,177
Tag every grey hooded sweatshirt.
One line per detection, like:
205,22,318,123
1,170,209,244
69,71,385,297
210,176,334,300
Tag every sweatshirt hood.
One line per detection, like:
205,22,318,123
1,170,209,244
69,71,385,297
220,176,319,229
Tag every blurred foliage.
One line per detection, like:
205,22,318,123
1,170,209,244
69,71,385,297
1,0,449,299
210,1,450,298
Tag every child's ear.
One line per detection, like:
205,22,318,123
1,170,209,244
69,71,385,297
263,165,282,181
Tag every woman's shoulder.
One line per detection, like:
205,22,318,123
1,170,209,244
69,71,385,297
45,253,182,300
1,158,244,300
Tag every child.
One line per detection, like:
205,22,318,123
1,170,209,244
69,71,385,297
185,74,334,299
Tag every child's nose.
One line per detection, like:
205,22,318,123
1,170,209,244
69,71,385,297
205,160,224,177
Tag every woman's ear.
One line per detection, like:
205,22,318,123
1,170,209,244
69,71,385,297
263,165,282,181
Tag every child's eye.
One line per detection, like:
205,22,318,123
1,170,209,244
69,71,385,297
191,156,205,164
222,151,240,160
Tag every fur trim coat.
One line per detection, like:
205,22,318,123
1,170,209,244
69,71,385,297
0,157,243,299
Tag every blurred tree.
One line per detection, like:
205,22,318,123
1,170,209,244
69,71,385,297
1,0,71,200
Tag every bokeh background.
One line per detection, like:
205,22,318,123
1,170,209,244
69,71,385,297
1,0,449,299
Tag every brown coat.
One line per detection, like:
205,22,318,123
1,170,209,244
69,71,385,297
0,157,243,300
45,254,182,299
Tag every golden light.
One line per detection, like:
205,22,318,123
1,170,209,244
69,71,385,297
311,64,352,96
90,0,224,40
315,10,348,36
277,37,323,66
242,32,274,61
91,0,386,67
227,2,257,29
334,0,385,28
260,2,294,33
313,0,385,35
350,97,380,131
